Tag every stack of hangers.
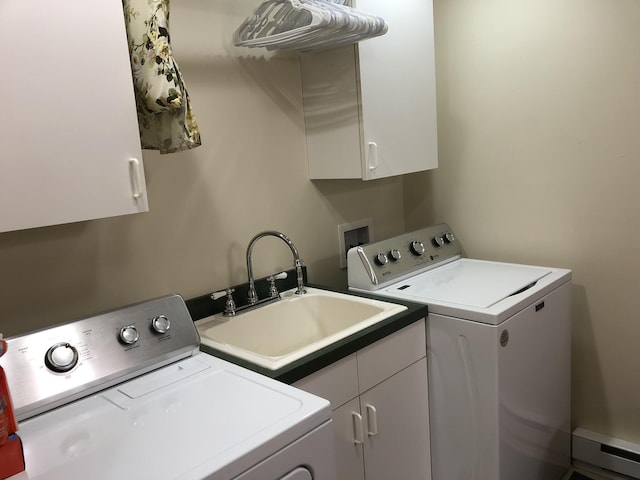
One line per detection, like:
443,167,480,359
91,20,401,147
233,0,388,52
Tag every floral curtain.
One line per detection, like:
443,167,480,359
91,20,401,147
122,0,201,154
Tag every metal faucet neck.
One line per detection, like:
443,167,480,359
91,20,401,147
246,231,306,305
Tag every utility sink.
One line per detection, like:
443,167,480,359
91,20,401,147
195,287,407,370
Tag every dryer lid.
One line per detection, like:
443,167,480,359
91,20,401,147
386,258,552,308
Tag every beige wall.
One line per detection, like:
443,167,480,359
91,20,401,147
0,0,406,337
405,0,640,443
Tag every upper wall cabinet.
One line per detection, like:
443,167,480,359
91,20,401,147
301,0,438,181
0,0,148,233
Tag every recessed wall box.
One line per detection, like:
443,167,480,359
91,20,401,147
338,219,373,269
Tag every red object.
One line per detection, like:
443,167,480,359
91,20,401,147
0,340,23,479
0,434,25,479
1,346,18,445
1,368,18,444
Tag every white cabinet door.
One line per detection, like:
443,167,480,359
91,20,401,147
0,0,148,233
333,399,366,480
356,0,438,180
360,359,431,480
301,0,437,180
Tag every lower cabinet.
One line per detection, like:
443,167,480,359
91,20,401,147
294,319,431,480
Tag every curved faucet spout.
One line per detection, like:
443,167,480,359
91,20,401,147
246,231,307,305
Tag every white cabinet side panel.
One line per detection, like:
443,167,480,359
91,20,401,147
301,47,363,179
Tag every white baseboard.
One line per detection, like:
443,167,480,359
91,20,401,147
573,428,640,479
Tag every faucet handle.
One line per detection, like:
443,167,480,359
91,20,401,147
211,288,230,301
211,288,237,317
266,271,288,298
267,272,288,281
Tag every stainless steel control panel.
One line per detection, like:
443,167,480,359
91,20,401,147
347,223,464,290
3,294,200,421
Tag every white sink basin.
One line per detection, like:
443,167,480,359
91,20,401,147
195,287,407,370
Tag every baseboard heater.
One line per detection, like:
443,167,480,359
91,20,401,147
573,428,640,479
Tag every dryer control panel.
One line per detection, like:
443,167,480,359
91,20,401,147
347,223,464,290
3,294,200,422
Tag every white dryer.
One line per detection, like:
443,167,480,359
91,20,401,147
348,224,571,480
3,294,335,480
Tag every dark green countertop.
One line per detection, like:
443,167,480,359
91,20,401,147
185,269,428,384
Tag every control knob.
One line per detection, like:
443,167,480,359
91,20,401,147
151,315,171,334
45,342,79,373
432,236,445,247
119,325,140,345
374,253,389,266
389,249,402,261
443,232,455,244
410,241,425,256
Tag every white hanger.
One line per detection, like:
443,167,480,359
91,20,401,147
233,0,387,52
291,1,386,50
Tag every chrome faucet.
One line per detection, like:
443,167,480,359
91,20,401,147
246,231,307,305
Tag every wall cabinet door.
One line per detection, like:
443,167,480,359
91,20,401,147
0,0,148,233
301,0,437,180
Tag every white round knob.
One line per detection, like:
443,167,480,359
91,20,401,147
389,249,402,261
444,232,455,244
151,315,171,334
432,236,445,247
45,343,78,373
119,325,139,345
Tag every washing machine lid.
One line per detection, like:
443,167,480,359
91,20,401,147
16,353,331,480
389,259,552,309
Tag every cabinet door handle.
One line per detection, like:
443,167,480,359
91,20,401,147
366,404,378,437
352,411,364,445
368,142,378,172
128,157,143,200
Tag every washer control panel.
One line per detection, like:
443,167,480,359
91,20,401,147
347,223,463,290
3,294,199,422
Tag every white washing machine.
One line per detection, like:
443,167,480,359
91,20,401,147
2,294,335,480
348,224,572,480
